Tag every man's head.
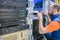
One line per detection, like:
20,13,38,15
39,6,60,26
48,4,60,15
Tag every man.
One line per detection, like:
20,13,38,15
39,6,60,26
37,4,60,40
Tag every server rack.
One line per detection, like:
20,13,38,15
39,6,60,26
0,0,28,35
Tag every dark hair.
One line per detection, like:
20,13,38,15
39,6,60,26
53,5,60,12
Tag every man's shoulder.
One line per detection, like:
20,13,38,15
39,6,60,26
54,16,60,22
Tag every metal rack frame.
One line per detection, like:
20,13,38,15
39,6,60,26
27,0,34,40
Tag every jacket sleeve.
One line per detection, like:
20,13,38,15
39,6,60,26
45,21,60,32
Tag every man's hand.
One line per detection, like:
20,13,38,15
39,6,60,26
37,11,48,18
41,11,48,16
37,11,51,23
37,12,43,20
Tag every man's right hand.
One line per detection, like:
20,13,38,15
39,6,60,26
40,11,51,23
41,11,48,16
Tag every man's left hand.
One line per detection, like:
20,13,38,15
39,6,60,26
37,12,43,20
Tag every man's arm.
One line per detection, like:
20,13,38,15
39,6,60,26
37,12,60,34
37,12,48,34
39,18,48,34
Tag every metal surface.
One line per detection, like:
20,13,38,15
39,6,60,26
0,26,18,35
27,0,34,40
0,0,28,35
0,3,27,27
